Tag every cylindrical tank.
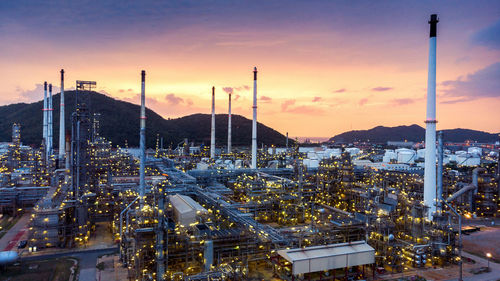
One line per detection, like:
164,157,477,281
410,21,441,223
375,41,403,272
0,251,19,265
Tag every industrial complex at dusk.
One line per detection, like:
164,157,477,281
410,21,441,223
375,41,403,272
0,1,499,281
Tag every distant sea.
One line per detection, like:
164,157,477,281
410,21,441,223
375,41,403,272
294,136,330,143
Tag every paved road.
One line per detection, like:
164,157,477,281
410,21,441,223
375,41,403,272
461,252,500,281
0,213,30,250
22,247,118,281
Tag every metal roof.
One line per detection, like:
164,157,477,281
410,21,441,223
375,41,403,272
277,241,375,275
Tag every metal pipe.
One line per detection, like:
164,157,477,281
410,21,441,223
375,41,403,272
446,184,475,203
252,67,258,169
59,69,65,162
442,200,462,281
227,92,231,154
139,70,146,207
210,86,215,159
437,131,443,212
424,14,439,219
119,196,140,260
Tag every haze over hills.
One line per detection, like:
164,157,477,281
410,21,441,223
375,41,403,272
329,124,499,143
0,91,289,148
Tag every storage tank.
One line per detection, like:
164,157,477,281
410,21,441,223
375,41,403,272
0,251,18,265
397,150,416,164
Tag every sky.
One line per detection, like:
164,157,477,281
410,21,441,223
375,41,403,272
0,1,499,139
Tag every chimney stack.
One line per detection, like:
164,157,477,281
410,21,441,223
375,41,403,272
424,14,439,219
139,70,146,207
43,82,48,154
48,83,53,156
59,69,65,163
251,67,258,169
227,92,232,154
210,86,216,159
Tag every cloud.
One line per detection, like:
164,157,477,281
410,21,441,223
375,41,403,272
312,96,322,102
441,62,500,102
286,105,324,115
122,93,158,105
371,87,393,92
16,83,60,102
472,19,500,50
260,96,272,103
281,99,296,111
222,87,233,94
165,93,184,105
358,98,369,106
234,85,250,91
333,88,346,93
390,98,416,106
234,94,241,101
119,88,133,93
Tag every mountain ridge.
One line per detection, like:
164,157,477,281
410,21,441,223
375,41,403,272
329,124,498,143
0,91,289,148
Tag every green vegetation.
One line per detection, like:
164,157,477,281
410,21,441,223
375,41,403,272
0,91,289,147
0,258,77,281
0,215,22,240
330,124,498,143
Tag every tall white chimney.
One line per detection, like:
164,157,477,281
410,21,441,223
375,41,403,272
210,86,216,159
43,82,48,151
251,67,258,169
48,83,53,156
58,69,65,162
424,14,439,219
227,92,232,154
139,70,146,207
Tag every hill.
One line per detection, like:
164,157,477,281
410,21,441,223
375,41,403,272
0,91,289,148
329,124,498,143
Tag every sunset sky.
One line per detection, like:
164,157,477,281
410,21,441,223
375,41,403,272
1,1,499,139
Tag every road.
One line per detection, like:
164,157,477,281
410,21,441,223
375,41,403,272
461,252,500,281
21,247,118,281
0,213,30,250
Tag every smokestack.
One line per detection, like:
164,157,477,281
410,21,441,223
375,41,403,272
210,86,215,159
424,14,439,219
227,92,232,154
437,131,443,213
59,69,65,163
286,132,289,151
48,83,53,156
139,70,146,207
251,67,258,169
43,82,48,152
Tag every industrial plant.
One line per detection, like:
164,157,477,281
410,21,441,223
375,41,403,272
0,14,498,281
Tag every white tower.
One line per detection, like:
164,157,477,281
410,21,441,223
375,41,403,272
58,69,65,162
210,86,216,159
424,14,439,219
251,67,258,169
227,92,232,154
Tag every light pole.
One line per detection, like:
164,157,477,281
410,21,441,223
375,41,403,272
486,253,492,271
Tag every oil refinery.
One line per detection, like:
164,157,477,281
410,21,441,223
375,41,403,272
0,13,499,281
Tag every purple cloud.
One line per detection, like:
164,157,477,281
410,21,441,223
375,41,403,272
472,19,500,50
372,87,393,92
165,93,184,105
312,96,322,102
333,88,346,93
442,62,500,102
222,87,233,94
260,96,272,103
